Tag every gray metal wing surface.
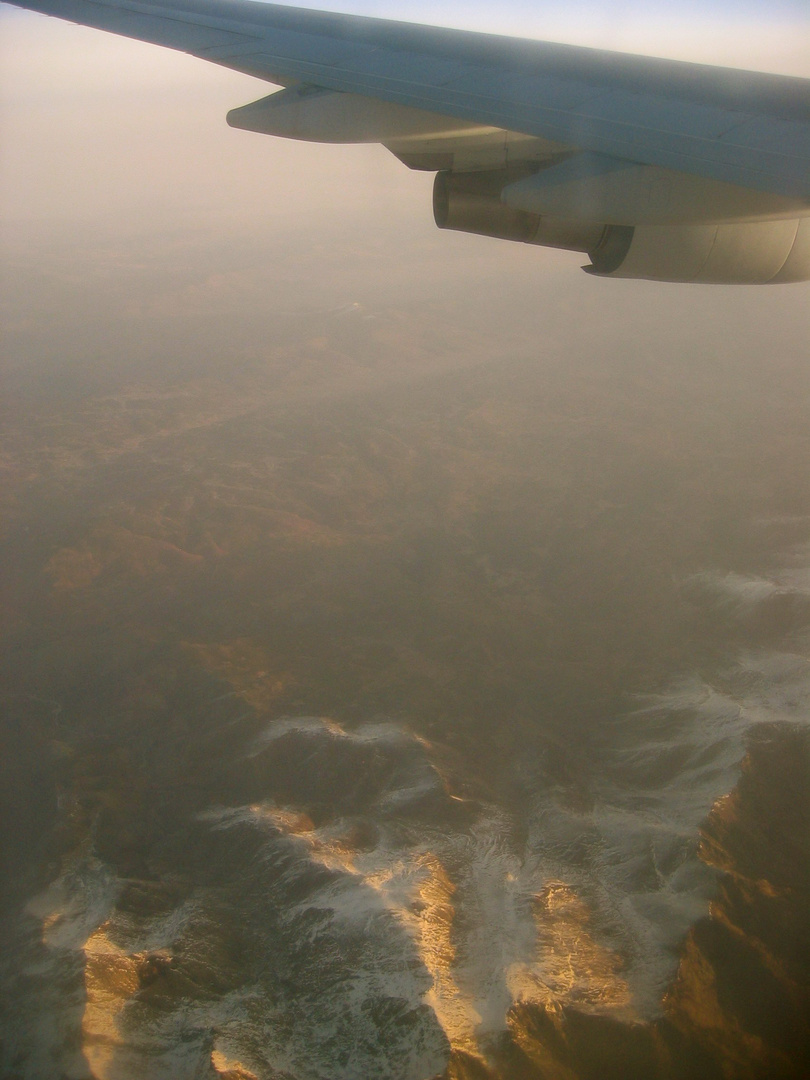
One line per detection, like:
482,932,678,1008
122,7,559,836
7,0,810,199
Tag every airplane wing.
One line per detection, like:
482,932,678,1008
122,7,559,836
6,0,810,283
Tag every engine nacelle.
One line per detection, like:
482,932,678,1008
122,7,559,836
434,171,810,283
433,170,605,255
590,218,810,284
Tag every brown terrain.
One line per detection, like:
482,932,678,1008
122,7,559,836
1,256,809,1078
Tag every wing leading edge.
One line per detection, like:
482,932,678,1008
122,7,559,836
6,0,810,282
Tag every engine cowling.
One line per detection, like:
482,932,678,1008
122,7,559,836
589,218,810,284
433,171,810,284
433,169,605,255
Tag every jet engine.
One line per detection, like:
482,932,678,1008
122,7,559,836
588,217,810,284
433,171,810,284
433,170,605,256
